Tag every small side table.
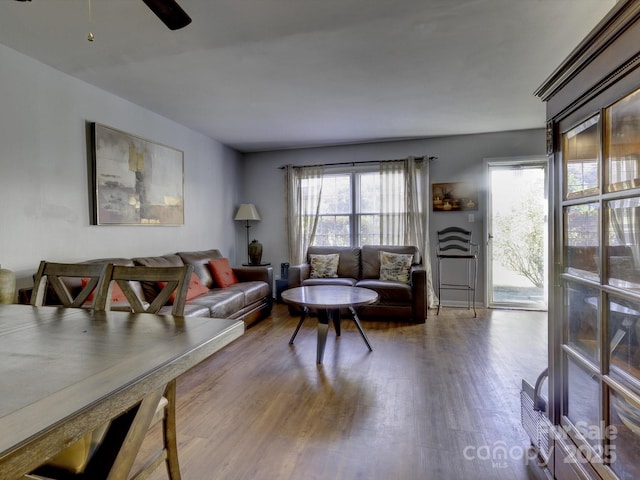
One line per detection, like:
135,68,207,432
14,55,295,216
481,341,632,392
275,278,289,302
242,263,271,267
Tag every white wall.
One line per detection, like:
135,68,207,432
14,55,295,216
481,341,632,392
241,129,546,304
0,39,547,306
0,43,244,291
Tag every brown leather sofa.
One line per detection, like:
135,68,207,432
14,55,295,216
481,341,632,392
135,249,272,326
21,249,273,328
287,245,426,322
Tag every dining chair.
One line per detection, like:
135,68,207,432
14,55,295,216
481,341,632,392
95,264,192,317
28,261,114,479
93,264,193,480
30,261,110,308
29,264,192,480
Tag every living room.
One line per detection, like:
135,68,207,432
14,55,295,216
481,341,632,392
0,1,612,291
2,1,634,480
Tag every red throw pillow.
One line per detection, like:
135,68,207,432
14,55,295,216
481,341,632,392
184,272,209,300
208,258,239,288
158,272,209,303
81,277,127,303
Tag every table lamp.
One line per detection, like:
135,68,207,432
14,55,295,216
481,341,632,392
234,203,261,264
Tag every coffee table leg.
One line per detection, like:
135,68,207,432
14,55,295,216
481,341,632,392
316,309,332,364
349,307,373,351
289,307,308,344
332,308,341,336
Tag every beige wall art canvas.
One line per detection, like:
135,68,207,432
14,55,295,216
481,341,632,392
91,123,184,225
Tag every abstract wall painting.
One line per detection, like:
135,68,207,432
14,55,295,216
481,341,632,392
91,123,184,225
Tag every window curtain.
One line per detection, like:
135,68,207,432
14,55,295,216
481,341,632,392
285,164,324,265
379,157,438,308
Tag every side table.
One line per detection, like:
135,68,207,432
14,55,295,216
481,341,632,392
275,278,289,302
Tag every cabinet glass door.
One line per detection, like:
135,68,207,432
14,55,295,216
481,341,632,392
559,92,640,479
564,115,600,199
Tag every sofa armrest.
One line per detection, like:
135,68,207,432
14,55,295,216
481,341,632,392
288,263,310,288
410,265,427,321
233,266,273,296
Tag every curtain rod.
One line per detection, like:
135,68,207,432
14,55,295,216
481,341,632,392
278,156,437,170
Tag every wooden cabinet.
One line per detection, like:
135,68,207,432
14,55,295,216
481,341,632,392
536,2,640,479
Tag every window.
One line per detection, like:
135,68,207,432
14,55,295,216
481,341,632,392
314,173,351,246
301,168,401,247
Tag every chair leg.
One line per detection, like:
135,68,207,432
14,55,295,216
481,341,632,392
163,380,182,480
472,257,477,318
436,257,442,315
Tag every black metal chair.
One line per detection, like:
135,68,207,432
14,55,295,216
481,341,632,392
436,227,478,317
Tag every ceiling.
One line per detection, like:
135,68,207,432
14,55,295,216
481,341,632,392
0,0,617,152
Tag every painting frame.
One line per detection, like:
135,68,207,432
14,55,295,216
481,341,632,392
432,181,478,212
90,123,184,226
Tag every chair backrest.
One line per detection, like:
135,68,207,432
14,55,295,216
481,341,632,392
30,261,110,308
95,264,193,316
437,227,476,257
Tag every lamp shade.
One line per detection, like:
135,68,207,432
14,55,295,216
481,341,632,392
234,203,261,221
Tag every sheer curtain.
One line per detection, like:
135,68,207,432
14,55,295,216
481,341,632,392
285,164,324,265
379,157,437,307
285,158,437,308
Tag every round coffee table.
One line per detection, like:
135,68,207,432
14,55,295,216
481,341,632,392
281,285,379,364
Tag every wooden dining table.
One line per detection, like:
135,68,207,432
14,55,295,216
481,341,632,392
0,304,244,480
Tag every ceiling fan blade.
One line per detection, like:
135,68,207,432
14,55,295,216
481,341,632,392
141,0,192,30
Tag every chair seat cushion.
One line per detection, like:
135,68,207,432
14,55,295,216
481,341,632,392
46,394,167,474
46,422,110,474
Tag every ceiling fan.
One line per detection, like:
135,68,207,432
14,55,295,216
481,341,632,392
13,0,192,31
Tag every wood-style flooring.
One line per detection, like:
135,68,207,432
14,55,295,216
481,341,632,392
133,303,548,480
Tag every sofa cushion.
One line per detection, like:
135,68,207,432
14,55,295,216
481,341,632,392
158,272,209,303
301,277,358,287
133,254,185,268
309,253,339,278
158,302,212,317
227,281,271,305
379,251,413,284
177,250,224,288
356,279,413,303
307,246,360,279
189,289,245,318
58,258,136,293
81,277,127,303
361,245,420,279
208,258,239,288
184,272,210,300
132,254,186,303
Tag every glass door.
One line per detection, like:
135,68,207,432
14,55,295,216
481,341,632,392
486,159,548,310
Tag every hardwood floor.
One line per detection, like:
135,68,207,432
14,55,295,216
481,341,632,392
133,303,548,480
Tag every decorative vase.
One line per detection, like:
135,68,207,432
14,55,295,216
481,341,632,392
248,239,263,265
0,264,16,304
